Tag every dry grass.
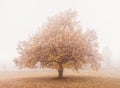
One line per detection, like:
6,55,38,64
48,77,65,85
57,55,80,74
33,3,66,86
0,70,120,88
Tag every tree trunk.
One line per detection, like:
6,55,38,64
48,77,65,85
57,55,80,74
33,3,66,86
58,67,63,78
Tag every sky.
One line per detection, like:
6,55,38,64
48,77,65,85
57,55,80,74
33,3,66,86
0,0,120,70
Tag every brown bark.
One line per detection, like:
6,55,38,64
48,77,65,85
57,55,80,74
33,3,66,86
58,67,63,78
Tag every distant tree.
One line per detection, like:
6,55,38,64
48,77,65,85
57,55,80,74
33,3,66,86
14,9,101,78
101,46,112,68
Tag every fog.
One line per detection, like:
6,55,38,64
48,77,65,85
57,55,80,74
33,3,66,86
0,0,120,71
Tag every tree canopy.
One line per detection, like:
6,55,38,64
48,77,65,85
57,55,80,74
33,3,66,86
14,9,101,78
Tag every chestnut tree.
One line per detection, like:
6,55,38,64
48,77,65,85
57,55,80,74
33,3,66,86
14,9,101,78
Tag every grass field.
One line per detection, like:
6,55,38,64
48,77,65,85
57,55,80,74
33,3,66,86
0,69,120,88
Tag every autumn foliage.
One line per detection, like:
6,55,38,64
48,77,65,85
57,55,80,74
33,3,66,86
14,9,101,78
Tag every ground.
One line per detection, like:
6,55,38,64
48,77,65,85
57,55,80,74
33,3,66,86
0,69,120,88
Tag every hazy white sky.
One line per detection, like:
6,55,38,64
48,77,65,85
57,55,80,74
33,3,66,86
0,0,120,68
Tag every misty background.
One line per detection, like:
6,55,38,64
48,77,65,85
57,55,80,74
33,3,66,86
0,0,120,71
